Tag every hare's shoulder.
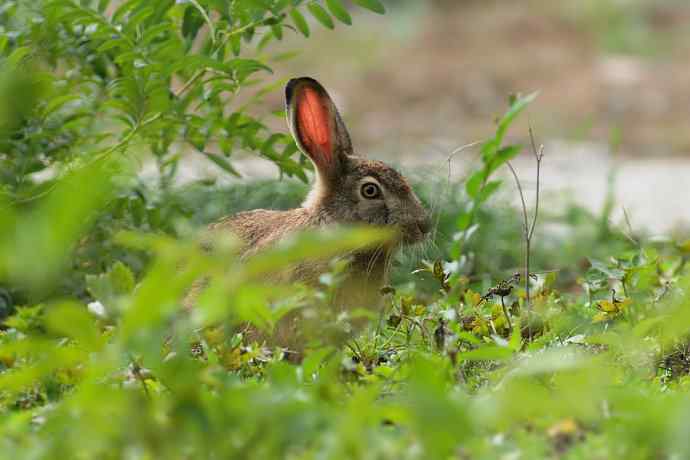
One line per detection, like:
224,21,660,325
210,208,313,251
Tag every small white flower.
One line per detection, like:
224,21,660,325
564,334,586,345
87,301,106,318
440,308,456,321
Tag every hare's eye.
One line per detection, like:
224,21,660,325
360,182,382,199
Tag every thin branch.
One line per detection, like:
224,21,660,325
189,0,216,45
506,160,530,238
621,206,640,247
345,342,361,360
174,17,276,98
12,113,162,205
174,69,207,98
505,127,545,339
500,296,513,333
445,139,485,188
506,159,532,331
439,139,484,248
128,354,151,400
91,112,163,164
527,126,544,240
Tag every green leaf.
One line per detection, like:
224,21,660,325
511,349,588,376
455,210,472,231
202,152,242,177
141,23,173,45
186,0,215,43
2,158,119,292
465,170,485,199
182,3,205,41
509,319,522,351
495,91,538,146
325,0,352,25
44,302,104,351
96,39,127,53
476,179,502,204
487,145,521,176
126,6,154,31
302,347,334,381
352,0,386,14
86,261,136,308
42,94,81,119
307,3,334,29
113,0,142,23
229,34,241,56
7,46,31,68
271,24,283,40
290,8,310,36
109,261,136,294
459,345,514,361
244,227,393,278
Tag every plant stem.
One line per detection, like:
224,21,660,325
505,126,544,341
501,296,513,333
174,17,279,98
506,160,530,304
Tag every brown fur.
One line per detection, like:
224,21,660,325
185,78,430,347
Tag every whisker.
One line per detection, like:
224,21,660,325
365,246,384,279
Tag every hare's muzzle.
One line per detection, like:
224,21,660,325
401,214,432,244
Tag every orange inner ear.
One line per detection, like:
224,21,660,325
296,86,333,167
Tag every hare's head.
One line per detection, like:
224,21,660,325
286,77,430,245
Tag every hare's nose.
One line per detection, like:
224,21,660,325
416,216,432,236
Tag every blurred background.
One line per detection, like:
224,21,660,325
178,0,690,234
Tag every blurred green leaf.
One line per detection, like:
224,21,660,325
289,8,310,37
307,3,335,29
459,345,513,361
1,158,121,292
465,170,485,199
44,302,104,351
352,0,386,14
86,261,135,309
326,0,352,25
201,152,242,177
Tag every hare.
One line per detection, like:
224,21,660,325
190,77,430,344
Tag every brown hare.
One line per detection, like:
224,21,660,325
191,77,430,344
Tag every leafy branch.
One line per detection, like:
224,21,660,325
1,0,386,201
452,92,538,266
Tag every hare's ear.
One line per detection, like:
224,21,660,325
286,77,353,180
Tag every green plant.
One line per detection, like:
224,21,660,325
0,0,384,202
451,92,537,270
3,2,690,459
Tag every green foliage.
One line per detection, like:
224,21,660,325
2,2,690,459
0,0,382,203
3,206,690,459
453,93,536,260
2,151,688,458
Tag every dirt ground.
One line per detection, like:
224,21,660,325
261,0,690,157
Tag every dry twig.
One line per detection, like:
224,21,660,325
505,125,544,338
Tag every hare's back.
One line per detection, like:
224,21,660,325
210,208,313,256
